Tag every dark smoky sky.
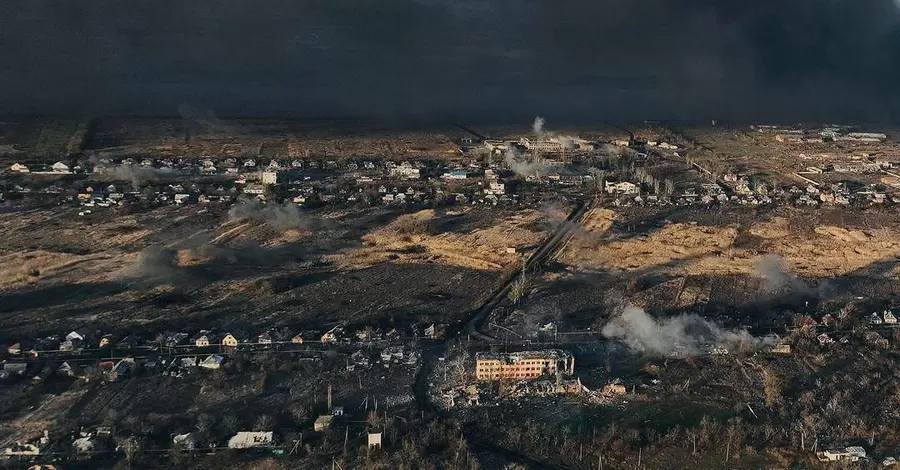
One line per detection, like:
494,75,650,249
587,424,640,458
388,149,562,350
3,0,900,123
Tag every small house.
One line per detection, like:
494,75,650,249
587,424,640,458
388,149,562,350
9,163,30,173
868,312,884,325
173,432,199,451
7,341,34,355
194,332,221,347
368,432,382,449
222,331,249,347
66,329,91,342
320,326,342,344
884,310,897,325
228,431,273,449
199,354,225,370
51,162,70,173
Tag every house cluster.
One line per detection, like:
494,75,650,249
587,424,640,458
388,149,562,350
605,174,900,209
790,308,899,348
9,161,75,174
1,322,447,380
756,124,888,144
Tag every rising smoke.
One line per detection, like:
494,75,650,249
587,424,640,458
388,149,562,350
101,164,175,187
757,254,808,294
504,142,549,177
178,103,229,132
602,305,775,356
228,197,325,231
532,116,545,135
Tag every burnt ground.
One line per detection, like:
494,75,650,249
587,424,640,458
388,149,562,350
0,203,506,341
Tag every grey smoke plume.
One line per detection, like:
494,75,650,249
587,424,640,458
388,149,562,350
98,164,176,187
532,116,546,135
178,103,229,132
124,246,188,284
602,305,775,357
228,197,315,231
504,142,549,177
757,254,809,294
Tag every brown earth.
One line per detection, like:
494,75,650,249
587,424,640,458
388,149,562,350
328,208,547,271
559,209,900,278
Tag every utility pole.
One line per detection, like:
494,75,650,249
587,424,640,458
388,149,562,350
343,426,348,457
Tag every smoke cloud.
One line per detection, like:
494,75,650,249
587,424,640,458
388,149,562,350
504,142,549,177
756,254,815,295
178,103,229,132
123,246,189,284
96,164,176,187
532,116,545,135
228,197,320,231
602,305,775,356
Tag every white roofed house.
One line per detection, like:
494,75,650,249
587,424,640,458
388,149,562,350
9,163,29,173
199,354,225,370
228,431,273,449
51,161,70,173
884,310,897,325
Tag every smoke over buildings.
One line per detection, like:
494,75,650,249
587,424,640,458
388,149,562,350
602,305,775,356
532,116,545,135
228,198,327,232
99,164,175,187
503,142,548,177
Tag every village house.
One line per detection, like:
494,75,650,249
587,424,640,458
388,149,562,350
51,162,70,173
605,181,638,195
257,330,281,344
199,354,225,370
818,446,867,462
9,163,30,173
66,329,91,343
221,331,249,348
320,326,343,344
194,331,221,347
228,431,273,449
7,341,34,356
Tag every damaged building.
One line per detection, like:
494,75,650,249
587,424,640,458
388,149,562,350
475,350,575,381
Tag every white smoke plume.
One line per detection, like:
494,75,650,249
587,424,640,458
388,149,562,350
602,306,775,357
504,142,549,177
178,103,229,132
757,254,810,294
228,197,318,231
532,116,546,135
97,164,176,187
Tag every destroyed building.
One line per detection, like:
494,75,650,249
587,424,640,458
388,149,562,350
475,350,575,381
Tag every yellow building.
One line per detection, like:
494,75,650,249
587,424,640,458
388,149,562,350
475,350,575,381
